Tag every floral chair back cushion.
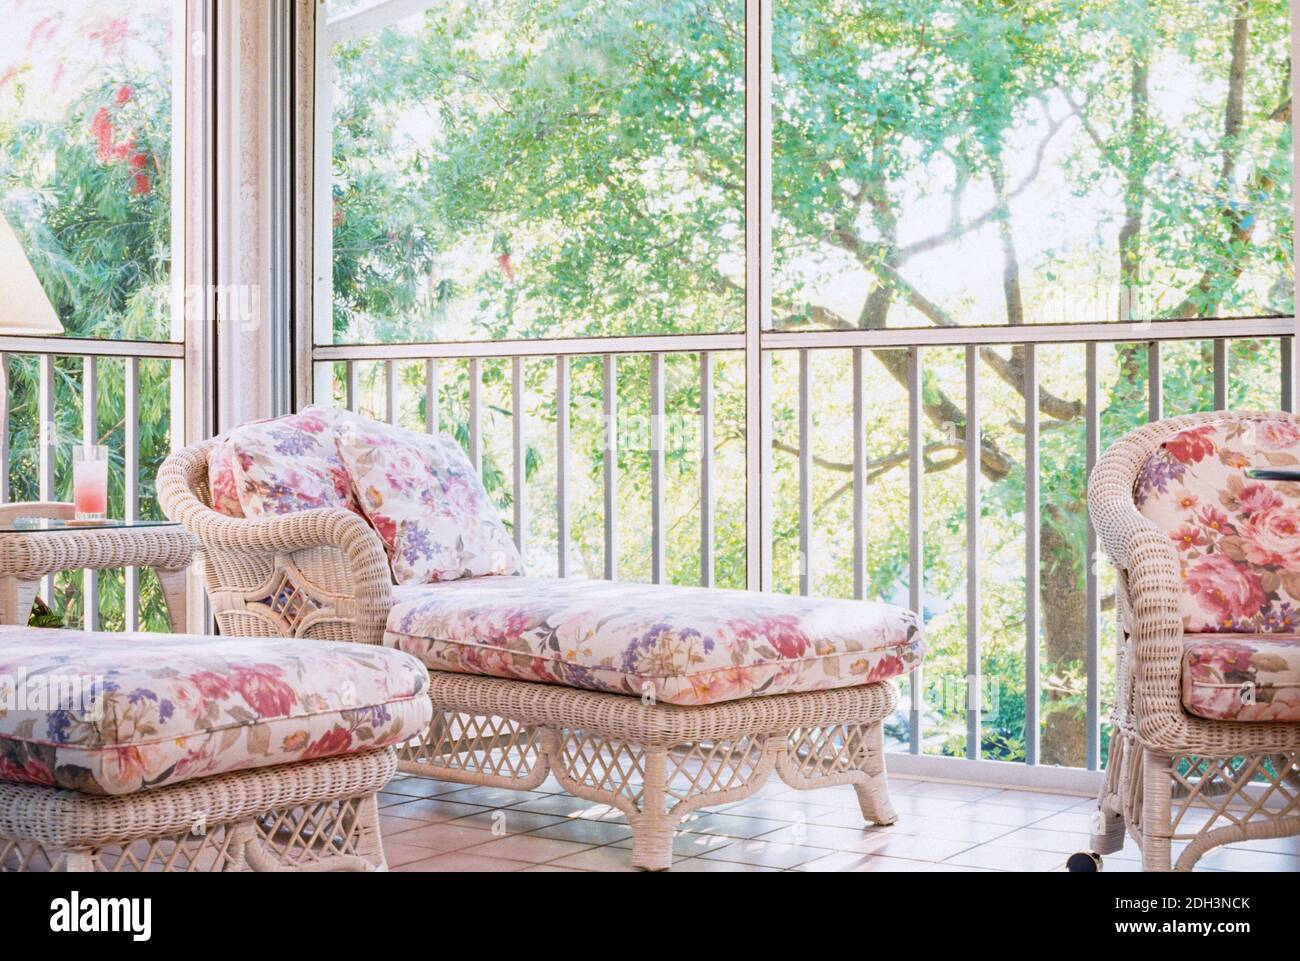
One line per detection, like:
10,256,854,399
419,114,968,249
206,434,245,517
1136,416,1300,633
222,406,363,518
335,420,523,584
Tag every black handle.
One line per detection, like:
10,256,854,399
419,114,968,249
1244,468,1300,481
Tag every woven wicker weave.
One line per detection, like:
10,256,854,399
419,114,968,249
1088,410,1300,871
157,439,903,870
0,749,395,872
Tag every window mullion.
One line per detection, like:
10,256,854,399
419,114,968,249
744,0,772,593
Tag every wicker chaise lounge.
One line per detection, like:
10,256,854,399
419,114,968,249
158,409,923,870
0,625,431,871
1088,411,1300,871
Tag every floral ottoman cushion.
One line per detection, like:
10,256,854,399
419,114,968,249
1136,416,1300,633
335,419,522,584
0,626,431,795
384,576,923,705
221,406,363,517
1181,633,1300,721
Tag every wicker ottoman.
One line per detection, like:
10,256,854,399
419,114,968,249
0,750,396,872
0,626,431,872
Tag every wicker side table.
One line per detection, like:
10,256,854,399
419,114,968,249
0,504,196,630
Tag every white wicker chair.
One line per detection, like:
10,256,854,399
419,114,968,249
157,438,905,870
1088,410,1300,871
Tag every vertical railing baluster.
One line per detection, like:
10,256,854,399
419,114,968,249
798,349,812,596
1085,342,1100,770
699,352,714,588
965,345,981,760
468,357,482,472
1213,338,1228,409
345,360,358,412
38,355,54,498
38,354,55,605
1282,336,1294,413
125,357,140,632
512,356,526,557
603,354,618,581
650,353,666,584
0,353,8,503
1147,341,1162,422
1024,343,1040,765
759,351,773,592
425,359,439,433
556,356,570,577
83,356,99,631
852,348,866,600
907,346,924,755
385,359,398,425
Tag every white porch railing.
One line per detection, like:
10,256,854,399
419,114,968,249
0,336,186,632
315,317,1295,781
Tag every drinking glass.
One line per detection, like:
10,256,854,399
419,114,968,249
72,446,109,521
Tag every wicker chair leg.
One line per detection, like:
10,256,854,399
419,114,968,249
0,576,38,626
1090,731,1127,855
350,792,387,871
1141,749,1174,872
63,851,94,873
853,722,898,826
629,745,675,871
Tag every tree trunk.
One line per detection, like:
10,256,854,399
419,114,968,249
1040,514,1087,766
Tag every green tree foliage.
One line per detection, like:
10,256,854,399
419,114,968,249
327,0,1292,765
0,5,175,629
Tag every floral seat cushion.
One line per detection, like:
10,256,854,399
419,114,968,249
384,576,923,706
1181,633,1300,722
0,627,431,795
1137,416,1300,633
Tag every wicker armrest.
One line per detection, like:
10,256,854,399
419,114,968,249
1088,421,1187,742
157,440,392,645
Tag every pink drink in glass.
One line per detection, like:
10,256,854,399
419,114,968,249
72,447,109,519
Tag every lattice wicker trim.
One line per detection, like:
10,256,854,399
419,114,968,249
0,749,395,872
400,673,900,870
1088,411,1300,870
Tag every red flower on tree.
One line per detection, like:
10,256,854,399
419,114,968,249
88,19,129,55
115,85,133,105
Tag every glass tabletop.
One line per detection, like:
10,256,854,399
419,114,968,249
0,518,180,534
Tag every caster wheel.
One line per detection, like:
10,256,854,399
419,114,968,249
1066,851,1102,872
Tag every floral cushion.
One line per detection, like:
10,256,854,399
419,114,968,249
384,576,923,705
1181,633,1300,721
1136,417,1300,633
207,435,245,517
335,420,522,584
225,406,363,517
0,626,431,796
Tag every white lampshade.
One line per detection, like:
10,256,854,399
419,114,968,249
0,212,63,336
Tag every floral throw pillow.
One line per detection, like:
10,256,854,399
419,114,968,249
227,406,363,517
207,435,245,517
335,420,522,584
1136,417,1300,633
